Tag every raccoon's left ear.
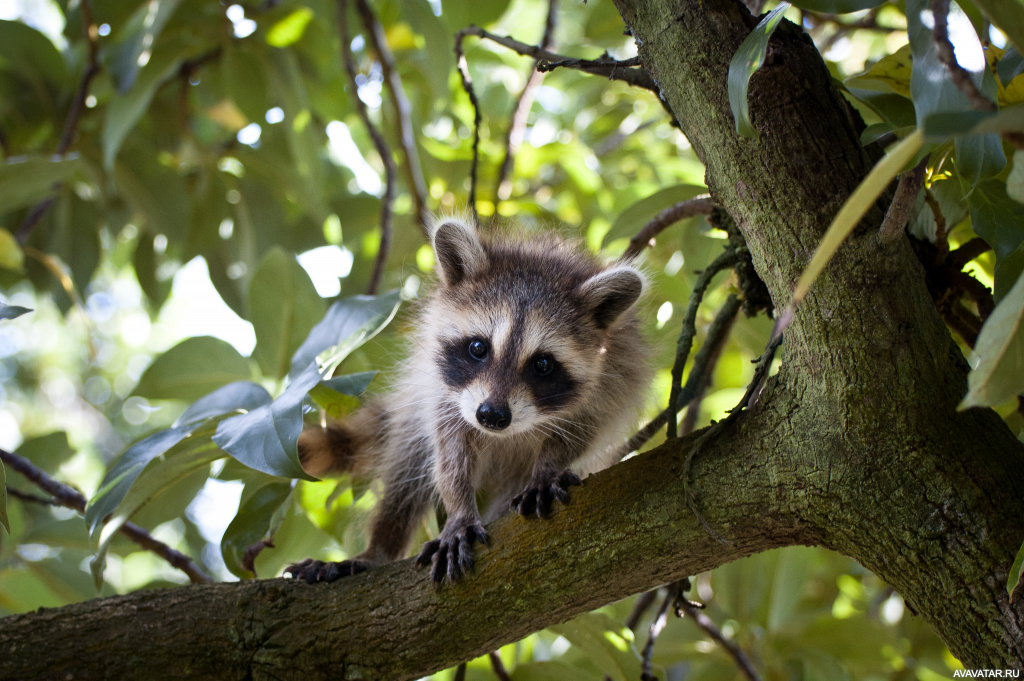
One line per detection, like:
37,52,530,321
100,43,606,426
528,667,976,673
580,266,644,330
431,219,486,287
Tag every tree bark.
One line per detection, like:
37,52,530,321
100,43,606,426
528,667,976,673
2,0,1023,678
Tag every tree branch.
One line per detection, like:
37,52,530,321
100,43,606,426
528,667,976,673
454,28,483,222
879,156,927,242
337,0,396,295
0,449,211,585
16,0,100,245
930,0,997,112
457,25,658,92
354,0,430,232
621,195,715,260
494,0,559,208
667,250,741,439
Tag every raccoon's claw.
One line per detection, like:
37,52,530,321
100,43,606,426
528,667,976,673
416,519,490,585
284,558,368,584
511,470,582,518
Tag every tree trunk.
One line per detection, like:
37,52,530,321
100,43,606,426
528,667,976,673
1,0,1022,678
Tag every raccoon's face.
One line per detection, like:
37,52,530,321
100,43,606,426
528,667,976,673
426,218,644,437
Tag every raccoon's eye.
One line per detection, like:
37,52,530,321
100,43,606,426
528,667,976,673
532,355,555,376
468,339,489,360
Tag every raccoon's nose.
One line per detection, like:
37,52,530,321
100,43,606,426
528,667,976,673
476,402,511,431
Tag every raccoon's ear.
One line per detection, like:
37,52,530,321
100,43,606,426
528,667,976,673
580,266,644,330
431,219,486,287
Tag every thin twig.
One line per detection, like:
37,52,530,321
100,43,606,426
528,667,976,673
879,156,927,242
354,0,430,233
621,195,715,260
337,0,396,295
922,187,949,261
625,589,660,632
667,250,742,439
930,0,996,112
0,448,211,584
454,29,483,223
675,592,763,681
16,0,100,244
494,0,558,208
458,25,658,92
5,487,58,505
679,296,741,435
488,652,511,681
640,582,682,681
618,293,742,460
454,663,467,681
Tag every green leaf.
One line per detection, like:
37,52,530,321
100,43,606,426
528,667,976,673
88,382,268,537
0,228,23,272
220,481,293,578
767,545,815,631
102,45,190,169
1009,149,1024,203
972,0,1024,53
727,2,791,139
213,362,322,480
550,613,641,681
922,105,1024,141
86,427,190,536
91,427,223,589
965,180,1024,299
105,0,183,92
288,290,401,378
250,248,326,381
175,381,273,427
0,155,83,213
1010,539,1024,600
0,301,31,321
308,371,377,419
907,0,1005,192
0,19,66,86
998,46,1024,85
1,459,8,534
960,271,1024,409
132,336,253,402
786,0,885,12
266,8,314,47
222,45,269,124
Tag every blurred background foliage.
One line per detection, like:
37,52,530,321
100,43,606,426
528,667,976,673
0,0,1020,678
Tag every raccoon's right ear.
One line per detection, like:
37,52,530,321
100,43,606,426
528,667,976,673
580,266,644,330
431,219,486,287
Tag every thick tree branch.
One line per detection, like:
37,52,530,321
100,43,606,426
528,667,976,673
0,449,211,585
0,381,1021,678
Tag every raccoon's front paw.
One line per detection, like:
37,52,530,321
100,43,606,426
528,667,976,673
511,470,581,518
284,558,369,584
415,517,490,585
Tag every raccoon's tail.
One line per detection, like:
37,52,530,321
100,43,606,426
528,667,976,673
297,402,383,478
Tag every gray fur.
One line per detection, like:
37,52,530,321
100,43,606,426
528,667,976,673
290,217,652,583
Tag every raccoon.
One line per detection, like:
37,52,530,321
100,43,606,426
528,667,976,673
285,217,651,585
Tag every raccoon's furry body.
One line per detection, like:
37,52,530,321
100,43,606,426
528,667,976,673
287,217,651,584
